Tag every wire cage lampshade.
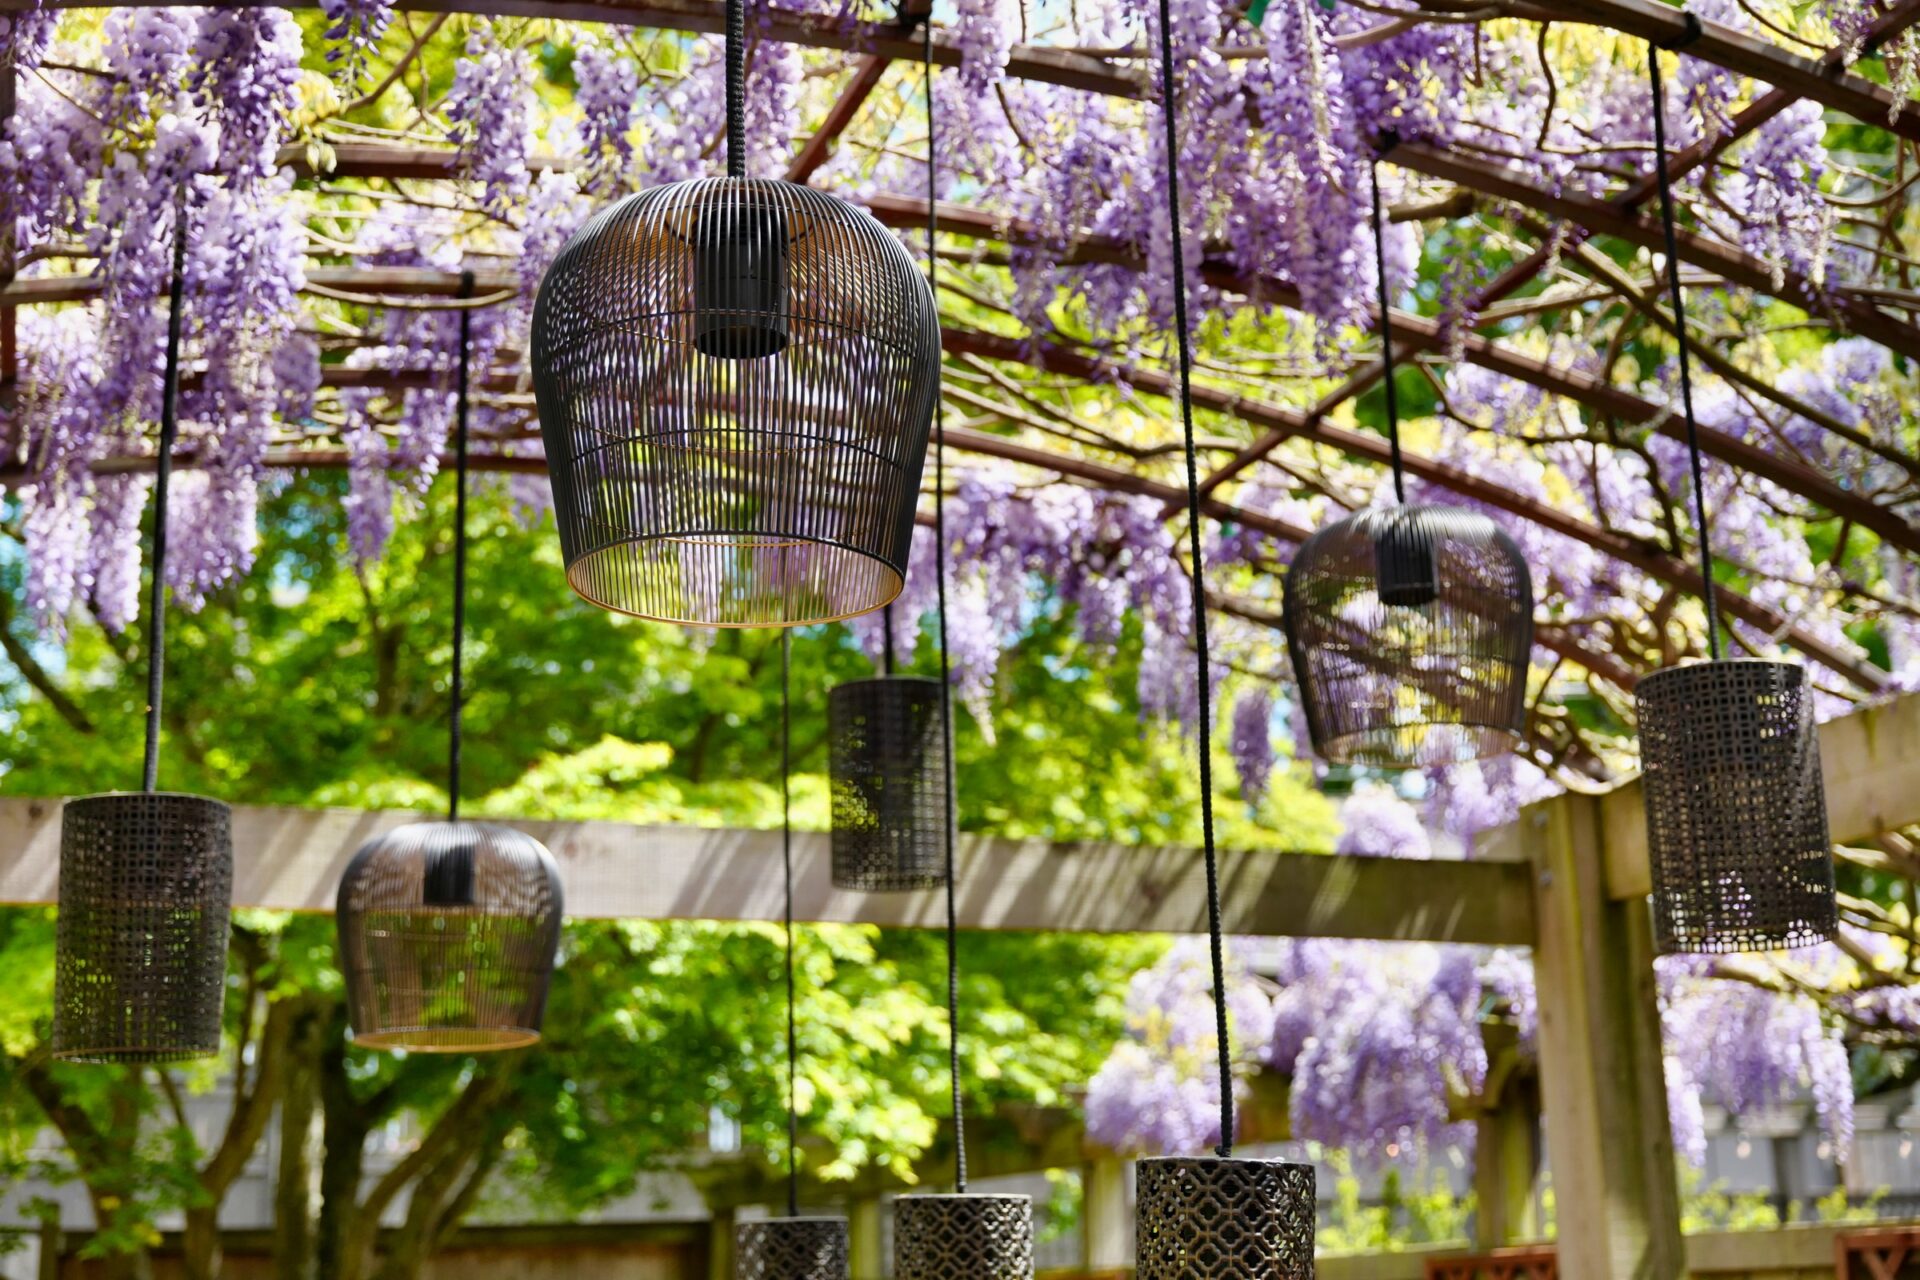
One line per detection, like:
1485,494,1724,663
735,1216,849,1280
1135,1157,1316,1279
829,676,949,891
531,179,941,628
1637,661,1835,954
53,793,234,1062
1282,505,1532,768
336,822,564,1051
894,1193,1034,1280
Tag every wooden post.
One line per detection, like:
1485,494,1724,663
1525,793,1683,1280
36,1217,61,1280
707,1206,736,1280
1083,1158,1130,1273
1472,1065,1543,1249
848,1197,884,1280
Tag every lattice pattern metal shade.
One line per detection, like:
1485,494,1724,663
532,178,941,628
1637,660,1835,955
894,1193,1033,1279
1135,1157,1315,1279
53,792,234,1063
829,676,948,891
336,821,564,1051
1283,504,1532,768
735,1216,849,1280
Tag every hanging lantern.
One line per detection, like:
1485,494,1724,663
532,180,940,626
1637,662,1833,954
53,793,234,1062
1135,1157,1315,1279
1282,505,1533,768
894,1193,1033,1280
829,676,948,891
337,822,563,1050
1634,45,1834,955
735,1217,849,1280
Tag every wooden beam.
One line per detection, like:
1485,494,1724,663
786,55,888,183
0,795,1538,945
2,266,520,305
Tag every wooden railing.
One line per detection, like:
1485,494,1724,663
1423,1247,1558,1280
1837,1225,1920,1279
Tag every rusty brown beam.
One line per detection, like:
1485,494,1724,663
787,54,890,182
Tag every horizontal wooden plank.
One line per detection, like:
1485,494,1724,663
0,797,1536,945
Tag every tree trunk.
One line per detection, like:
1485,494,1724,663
275,1002,330,1280
180,1207,221,1280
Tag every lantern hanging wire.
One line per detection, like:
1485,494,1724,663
529,0,940,628
1279,153,1532,771
335,276,565,1050
1634,38,1835,956
733,632,851,1280
829,605,950,892
1131,4,1316,1273
54,197,235,1064
888,33,1038,1277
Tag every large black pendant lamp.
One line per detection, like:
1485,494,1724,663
335,278,565,1050
892,32,1034,1279
1134,3,1316,1274
737,634,850,1280
52,201,234,1063
529,0,941,629
829,608,948,891
1635,44,1834,956
1281,157,1532,770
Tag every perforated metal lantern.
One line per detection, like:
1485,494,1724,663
53,793,234,1062
894,1193,1033,1279
829,676,948,891
735,1216,849,1280
531,179,941,628
1135,1157,1315,1279
336,822,564,1051
1282,504,1532,768
1637,660,1835,955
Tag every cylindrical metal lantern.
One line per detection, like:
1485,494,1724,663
336,821,564,1051
531,178,941,629
894,1193,1033,1280
735,1216,849,1280
1637,660,1835,954
829,676,948,892
53,792,234,1062
1283,504,1532,768
1135,1157,1315,1279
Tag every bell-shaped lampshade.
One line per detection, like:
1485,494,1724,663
336,821,564,1051
894,1193,1033,1279
1135,1157,1315,1278
829,676,948,891
735,1216,849,1280
1282,504,1532,768
531,179,940,628
1636,659,1835,954
53,792,234,1062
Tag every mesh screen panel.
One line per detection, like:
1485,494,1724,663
1637,660,1835,955
1135,1157,1315,1280
336,821,564,1050
829,676,948,891
735,1217,849,1280
894,1194,1033,1280
1282,505,1532,768
532,178,940,627
53,792,234,1063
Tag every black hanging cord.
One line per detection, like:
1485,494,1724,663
926,22,967,1195
1369,156,1407,506
141,199,190,794
1154,0,1234,1158
725,0,747,178
1646,42,1722,659
882,603,896,676
448,270,475,821
781,629,800,1217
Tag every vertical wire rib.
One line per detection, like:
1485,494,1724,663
142,199,190,795
450,270,475,821
1369,158,1407,507
1154,0,1234,1158
925,22,966,1194
726,0,747,179
1647,44,1721,660
782,629,800,1218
